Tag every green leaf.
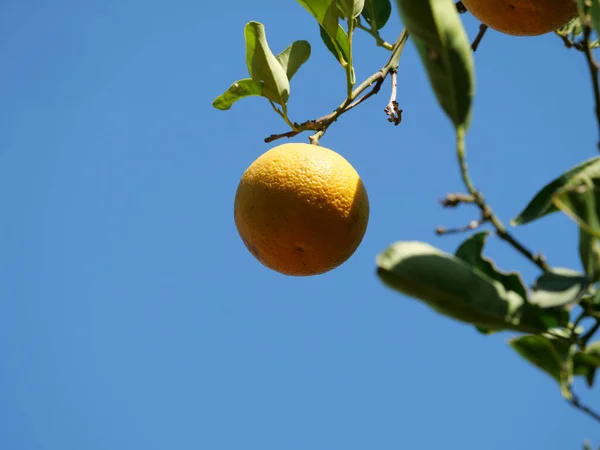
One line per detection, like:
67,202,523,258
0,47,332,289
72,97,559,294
509,334,574,398
338,0,365,19
395,0,474,130
276,40,312,81
556,15,584,39
212,78,263,110
362,0,392,30
574,341,600,387
319,24,350,64
297,0,340,39
529,267,588,308
511,156,600,226
244,21,290,105
552,168,600,238
376,241,567,333
580,227,600,280
455,231,528,300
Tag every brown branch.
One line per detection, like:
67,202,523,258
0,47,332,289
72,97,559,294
471,24,488,51
569,392,600,424
384,70,402,125
583,26,600,151
264,29,409,144
436,219,484,236
454,130,550,272
440,193,476,207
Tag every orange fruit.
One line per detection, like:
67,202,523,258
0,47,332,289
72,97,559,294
234,142,370,276
461,0,577,36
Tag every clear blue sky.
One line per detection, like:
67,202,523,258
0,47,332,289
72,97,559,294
1,1,598,449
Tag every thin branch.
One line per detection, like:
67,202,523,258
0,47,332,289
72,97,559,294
264,29,410,144
455,1,467,13
581,318,600,348
471,24,488,51
440,193,476,207
454,128,550,272
583,26,600,151
384,70,402,125
436,219,484,236
569,392,600,424
356,19,393,50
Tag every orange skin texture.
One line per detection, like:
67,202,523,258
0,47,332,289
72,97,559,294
234,143,370,276
461,0,577,36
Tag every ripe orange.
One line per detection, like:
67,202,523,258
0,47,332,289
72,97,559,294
234,142,370,276
461,0,577,36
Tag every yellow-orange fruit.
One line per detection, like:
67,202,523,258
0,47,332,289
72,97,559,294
461,0,577,36
234,142,369,276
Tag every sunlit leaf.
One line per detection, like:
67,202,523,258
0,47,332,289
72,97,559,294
245,21,290,105
511,157,600,226
296,0,340,39
580,227,600,280
212,78,263,110
276,40,312,81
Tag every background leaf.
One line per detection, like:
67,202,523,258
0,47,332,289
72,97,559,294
511,157,600,226
376,241,566,333
338,0,365,19
455,231,528,300
395,0,474,130
509,334,574,397
244,21,290,105
276,40,312,81
528,268,588,308
212,78,263,110
296,0,340,39
361,0,392,30
574,341,600,387
579,227,600,280
553,169,600,238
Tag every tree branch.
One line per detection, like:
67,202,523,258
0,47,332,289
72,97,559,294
569,392,600,424
454,128,550,272
471,24,488,51
265,29,410,144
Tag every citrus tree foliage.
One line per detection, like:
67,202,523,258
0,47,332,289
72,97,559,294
214,0,600,440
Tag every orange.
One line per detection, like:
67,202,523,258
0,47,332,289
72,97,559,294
461,0,577,36
234,142,370,276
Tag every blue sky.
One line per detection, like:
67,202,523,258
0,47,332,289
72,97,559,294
1,0,599,449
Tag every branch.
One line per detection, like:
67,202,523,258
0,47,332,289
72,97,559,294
436,219,484,236
569,392,600,424
264,29,410,144
471,24,488,51
384,70,402,125
454,128,550,272
583,26,600,151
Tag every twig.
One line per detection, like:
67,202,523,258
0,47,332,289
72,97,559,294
384,70,402,125
471,24,488,51
264,29,410,144
440,193,476,207
356,18,393,50
454,128,550,272
455,1,467,13
583,26,600,151
581,318,600,348
436,219,484,236
569,391,600,424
